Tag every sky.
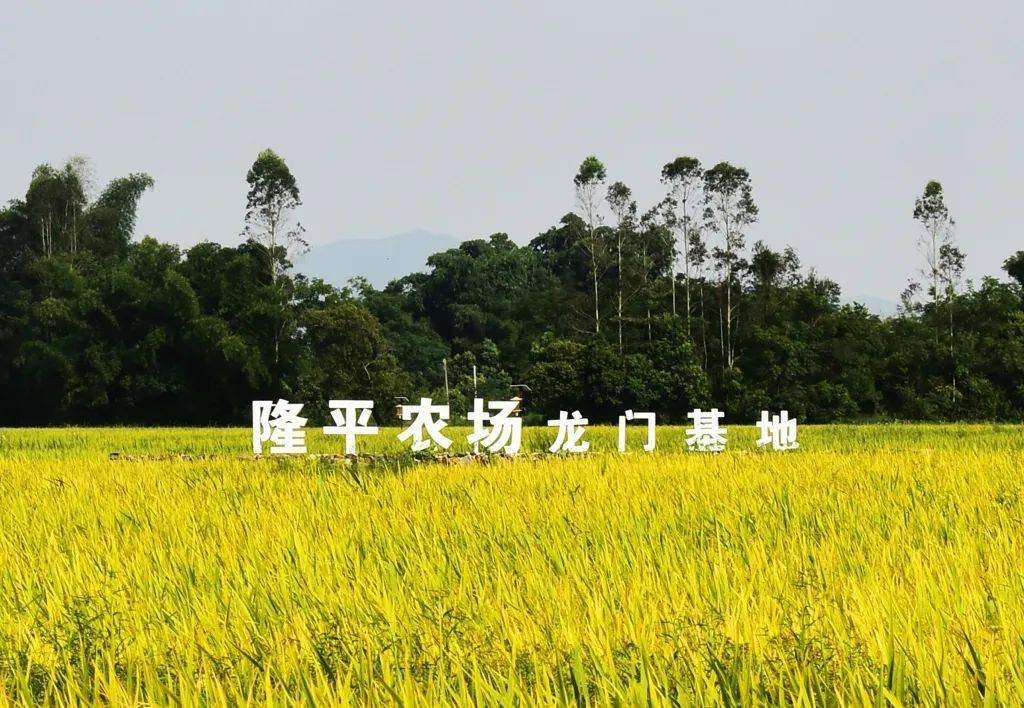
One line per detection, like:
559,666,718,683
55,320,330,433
2,1,1021,302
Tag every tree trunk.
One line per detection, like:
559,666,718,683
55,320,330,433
932,233,938,345
591,238,600,335
617,232,623,352
670,262,676,317
718,290,725,372
726,273,733,369
642,244,652,343
723,211,734,370
682,210,691,337
948,290,956,392
699,281,708,370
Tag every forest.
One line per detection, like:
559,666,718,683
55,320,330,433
1,150,1023,425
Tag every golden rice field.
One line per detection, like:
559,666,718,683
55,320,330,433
0,424,1023,705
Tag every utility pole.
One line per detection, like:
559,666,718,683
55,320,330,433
443,358,450,406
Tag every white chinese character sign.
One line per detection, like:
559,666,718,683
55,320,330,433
468,399,522,455
685,408,728,452
756,410,799,451
250,400,798,456
397,397,453,452
252,399,308,454
323,400,378,455
618,410,656,452
547,410,589,453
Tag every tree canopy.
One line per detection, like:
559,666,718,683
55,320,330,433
1,152,1023,425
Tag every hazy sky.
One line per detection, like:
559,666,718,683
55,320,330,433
3,1,1020,301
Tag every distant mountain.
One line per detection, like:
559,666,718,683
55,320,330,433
298,235,905,317
296,230,459,288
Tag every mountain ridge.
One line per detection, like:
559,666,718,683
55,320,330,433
297,230,900,317
296,229,459,288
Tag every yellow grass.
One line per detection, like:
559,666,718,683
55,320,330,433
0,425,1022,704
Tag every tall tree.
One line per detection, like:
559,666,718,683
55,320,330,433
243,149,308,284
688,232,711,370
606,181,636,352
703,162,758,370
661,157,703,330
242,149,308,381
912,181,955,321
25,158,89,256
574,156,607,336
636,204,662,343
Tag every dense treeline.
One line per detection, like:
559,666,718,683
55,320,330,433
1,150,1022,425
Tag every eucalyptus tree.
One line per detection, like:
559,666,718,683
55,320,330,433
703,162,758,370
243,148,308,284
688,232,711,370
606,181,637,351
913,181,955,304
635,203,663,343
661,156,703,331
22,158,153,260
574,156,608,336
912,180,958,352
242,149,308,382
25,158,89,256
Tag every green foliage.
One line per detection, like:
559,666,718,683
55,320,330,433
525,324,709,421
298,301,408,424
2,153,1024,425
246,148,300,206
913,179,949,223
85,173,155,257
243,148,307,280
1003,251,1024,288
574,155,607,187
24,159,88,256
660,156,703,191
